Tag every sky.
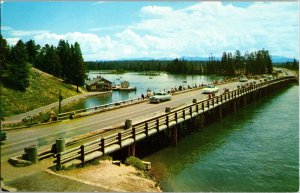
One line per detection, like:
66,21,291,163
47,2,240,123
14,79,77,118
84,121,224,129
1,1,299,61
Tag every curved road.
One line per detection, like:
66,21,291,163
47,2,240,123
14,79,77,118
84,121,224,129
1,80,251,160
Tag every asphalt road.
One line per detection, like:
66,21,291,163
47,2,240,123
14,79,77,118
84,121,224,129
1,80,248,160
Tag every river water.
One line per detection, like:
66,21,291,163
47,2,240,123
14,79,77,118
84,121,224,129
63,71,225,112
144,84,299,192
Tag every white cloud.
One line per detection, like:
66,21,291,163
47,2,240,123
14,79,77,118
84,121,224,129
10,30,49,37
1,26,12,31
4,2,298,60
6,37,20,45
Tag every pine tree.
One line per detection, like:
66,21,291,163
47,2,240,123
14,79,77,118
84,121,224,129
57,40,72,80
25,39,40,65
0,35,10,81
264,50,272,74
70,42,86,92
3,40,30,91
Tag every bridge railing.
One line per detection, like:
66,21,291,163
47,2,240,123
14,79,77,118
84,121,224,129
54,76,295,168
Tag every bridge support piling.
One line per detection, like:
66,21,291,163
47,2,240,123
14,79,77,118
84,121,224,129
171,126,178,145
128,143,136,157
243,95,247,106
218,106,222,119
233,100,237,113
200,114,204,129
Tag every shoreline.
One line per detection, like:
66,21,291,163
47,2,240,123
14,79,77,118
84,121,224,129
2,91,111,127
55,159,162,192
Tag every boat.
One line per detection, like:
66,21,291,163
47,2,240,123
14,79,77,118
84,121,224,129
112,80,136,91
112,86,136,91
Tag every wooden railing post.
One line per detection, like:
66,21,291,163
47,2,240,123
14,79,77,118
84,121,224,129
80,145,85,167
56,153,61,170
132,127,136,141
202,102,204,111
175,112,178,122
166,115,169,128
190,106,193,117
212,98,214,106
156,119,159,132
183,109,186,119
196,104,199,113
221,95,223,102
207,100,210,108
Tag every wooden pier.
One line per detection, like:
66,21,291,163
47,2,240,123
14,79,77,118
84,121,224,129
54,76,296,169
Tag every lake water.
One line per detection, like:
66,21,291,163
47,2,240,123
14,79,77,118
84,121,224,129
144,84,299,192
62,71,225,112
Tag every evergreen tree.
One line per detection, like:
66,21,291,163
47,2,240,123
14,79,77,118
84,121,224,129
70,42,86,92
0,35,10,81
25,39,40,65
46,46,61,77
57,40,72,80
3,40,30,91
220,52,228,74
292,58,299,70
264,50,272,74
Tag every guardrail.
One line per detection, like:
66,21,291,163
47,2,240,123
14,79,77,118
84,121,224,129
57,79,239,121
58,98,141,120
54,76,295,168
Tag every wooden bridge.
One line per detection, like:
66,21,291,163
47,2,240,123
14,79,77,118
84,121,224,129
54,76,296,169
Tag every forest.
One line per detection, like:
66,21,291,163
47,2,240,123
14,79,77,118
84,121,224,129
0,35,86,92
86,49,276,75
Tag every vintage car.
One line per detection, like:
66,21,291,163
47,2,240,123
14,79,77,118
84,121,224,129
149,91,172,103
202,85,219,94
239,75,248,82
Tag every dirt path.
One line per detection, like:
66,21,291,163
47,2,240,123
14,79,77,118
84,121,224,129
58,160,161,192
3,91,111,123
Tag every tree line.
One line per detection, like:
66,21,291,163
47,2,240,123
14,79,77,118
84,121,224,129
86,49,274,75
207,49,273,75
274,58,299,70
86,59,206,74
0,35,86,92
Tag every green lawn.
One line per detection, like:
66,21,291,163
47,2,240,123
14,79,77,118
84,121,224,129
1,68,82,118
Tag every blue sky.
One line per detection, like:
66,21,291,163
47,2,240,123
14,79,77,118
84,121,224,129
1,1,299,61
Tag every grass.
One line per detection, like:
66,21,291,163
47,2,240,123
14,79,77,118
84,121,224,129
1,67,82,118
124,156,146,171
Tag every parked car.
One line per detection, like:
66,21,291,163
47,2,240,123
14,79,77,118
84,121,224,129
264,75,273,81
239,75,248,82
202,85,219,94
149,91,172,103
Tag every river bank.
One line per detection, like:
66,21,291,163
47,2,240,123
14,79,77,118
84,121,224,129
2,91,111,128
57,160,162,192
2,157,161,192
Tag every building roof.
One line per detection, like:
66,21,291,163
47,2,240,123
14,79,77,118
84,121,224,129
86,77,112,86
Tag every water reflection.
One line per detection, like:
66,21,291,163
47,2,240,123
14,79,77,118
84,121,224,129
63,71,226,112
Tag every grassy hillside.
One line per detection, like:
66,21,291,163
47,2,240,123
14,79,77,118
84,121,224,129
1,67,82,118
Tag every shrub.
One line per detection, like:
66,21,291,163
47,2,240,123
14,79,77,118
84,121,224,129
124,156,145,171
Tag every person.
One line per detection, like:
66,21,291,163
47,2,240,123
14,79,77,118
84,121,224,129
208,93,212,99
49,109,56,123
141,93,145,100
